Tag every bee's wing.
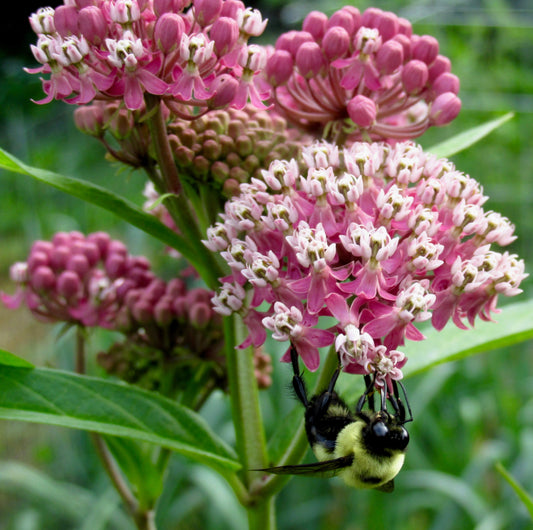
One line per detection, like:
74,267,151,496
256,455,354,477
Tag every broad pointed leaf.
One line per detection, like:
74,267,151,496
0,148,194,258
0,364,239,473
404,299,533,377
426,112,514,158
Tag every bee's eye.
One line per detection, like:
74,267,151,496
395,427,410,450
372,421,389,438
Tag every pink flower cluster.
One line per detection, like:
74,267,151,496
266,6,461,142
2,231,154,327
27,0,269,111
205,141,526,388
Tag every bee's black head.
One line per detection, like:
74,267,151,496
363,412,410,454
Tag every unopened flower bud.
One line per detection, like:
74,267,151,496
322,26,350,61
74,105,105,136
393,33,411,60
412,35,439,65
31,266,55,291
347,95,376,128
361,6,382,27
327,8,358,34
433,72,460,96
154,13,185,53
211,160,230,182
223,178,241,196
398,17,412,37
430,92,461,125
132,299,153,324
154,299,173,326
376,39,403,74
209,74,238,109
376,10,400,41
220,0,244,18
302,10,328,40
53,6,77,37
28,251,49,273
88,232,111,258
275,30,314,58
105,254,127,279
57,270,82,299
265,50,293,85
210,16,239,56
78,6,107,44
428,55,451,82
402,59,428,94
195,0,222,27
296,42,326,77
67,254,90,277
153,0,177,16
189,301,212,328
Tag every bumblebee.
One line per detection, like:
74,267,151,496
260,346,412,492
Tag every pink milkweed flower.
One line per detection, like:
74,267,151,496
206,140,525,382
26,0,270,114
232,44,271,109
263,302,335,371
266,6,462,143
171,33,216,100
106,31,168,109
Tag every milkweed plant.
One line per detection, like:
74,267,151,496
0,1,530,528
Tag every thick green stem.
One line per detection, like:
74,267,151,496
251,347,339,499
247,496,277,530
223,315,276,528
143,94,224,288
224,315,269,482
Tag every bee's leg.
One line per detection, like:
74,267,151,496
290,344,309,407
356,373,377,413
393,380,413,423
315,363,342,415
388,382,402,418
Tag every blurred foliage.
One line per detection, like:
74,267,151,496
0,0,532,529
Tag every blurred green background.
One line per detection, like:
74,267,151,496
1,0,532,528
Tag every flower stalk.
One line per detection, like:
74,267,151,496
75,327,156,530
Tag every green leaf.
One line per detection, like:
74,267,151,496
495,462,533,519
404,299,533,377
0,365,239,473
0,148,194,258
0,350,34,368
425,112,514,158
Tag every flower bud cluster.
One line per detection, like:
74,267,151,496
205,141,525,387
1,231,154,327
169,105,307,196
98,277,227,390
266,6,461,142
27,0,269,111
